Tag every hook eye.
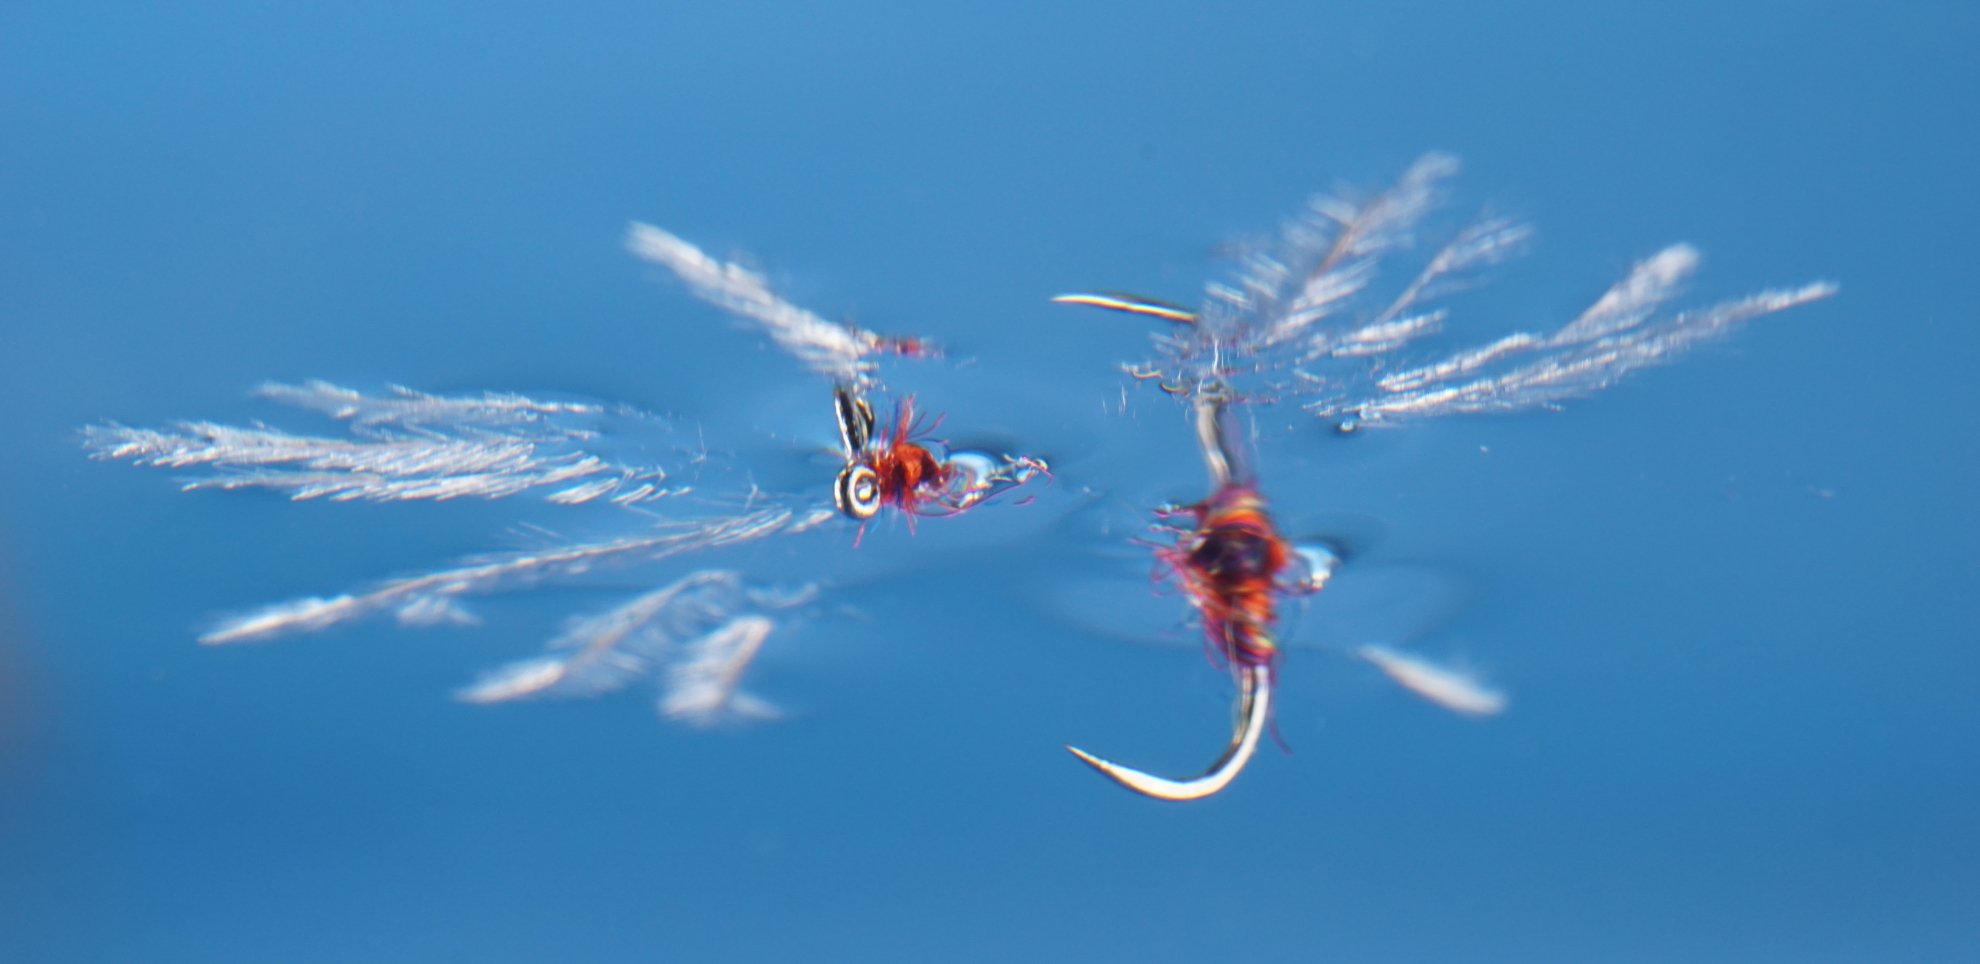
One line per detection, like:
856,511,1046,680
835,463,882,519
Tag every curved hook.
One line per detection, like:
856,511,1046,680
1066,663,1272,801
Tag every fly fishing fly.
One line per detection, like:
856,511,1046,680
1056,152,1836,799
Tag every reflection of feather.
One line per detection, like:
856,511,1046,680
254,380,598,431
1255,152,1469,346
84,381,681,505
85,223,1049,737
628,223,898,387
458,572,811,727
96,378,844,726
661,616,782,727
199,507,830,644
93,377,843,727
1340,247,1835,420
1358,644,1506,716
1077,152,1836,423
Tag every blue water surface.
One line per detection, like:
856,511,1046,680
1,2,1975,961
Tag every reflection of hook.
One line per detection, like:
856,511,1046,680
1067,663,1271,801
833,384,875,458
1193,390,1250,490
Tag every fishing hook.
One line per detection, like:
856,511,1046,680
1065,662,1272,801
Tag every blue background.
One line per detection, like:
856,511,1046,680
1,1,1975,961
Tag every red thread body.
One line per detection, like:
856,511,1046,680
1160,485,1290,673
864,398,951,515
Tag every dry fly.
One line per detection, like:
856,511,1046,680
1055,152,1835,799
88,226,1049,727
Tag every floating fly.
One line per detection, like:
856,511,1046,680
88,226,1047,725
1064,389,1331,799
1057,152,1836,799
625,224,1046,527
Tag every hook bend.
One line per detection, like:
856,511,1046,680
1066,663,1272,801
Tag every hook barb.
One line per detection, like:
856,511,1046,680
1066,663,1272,801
